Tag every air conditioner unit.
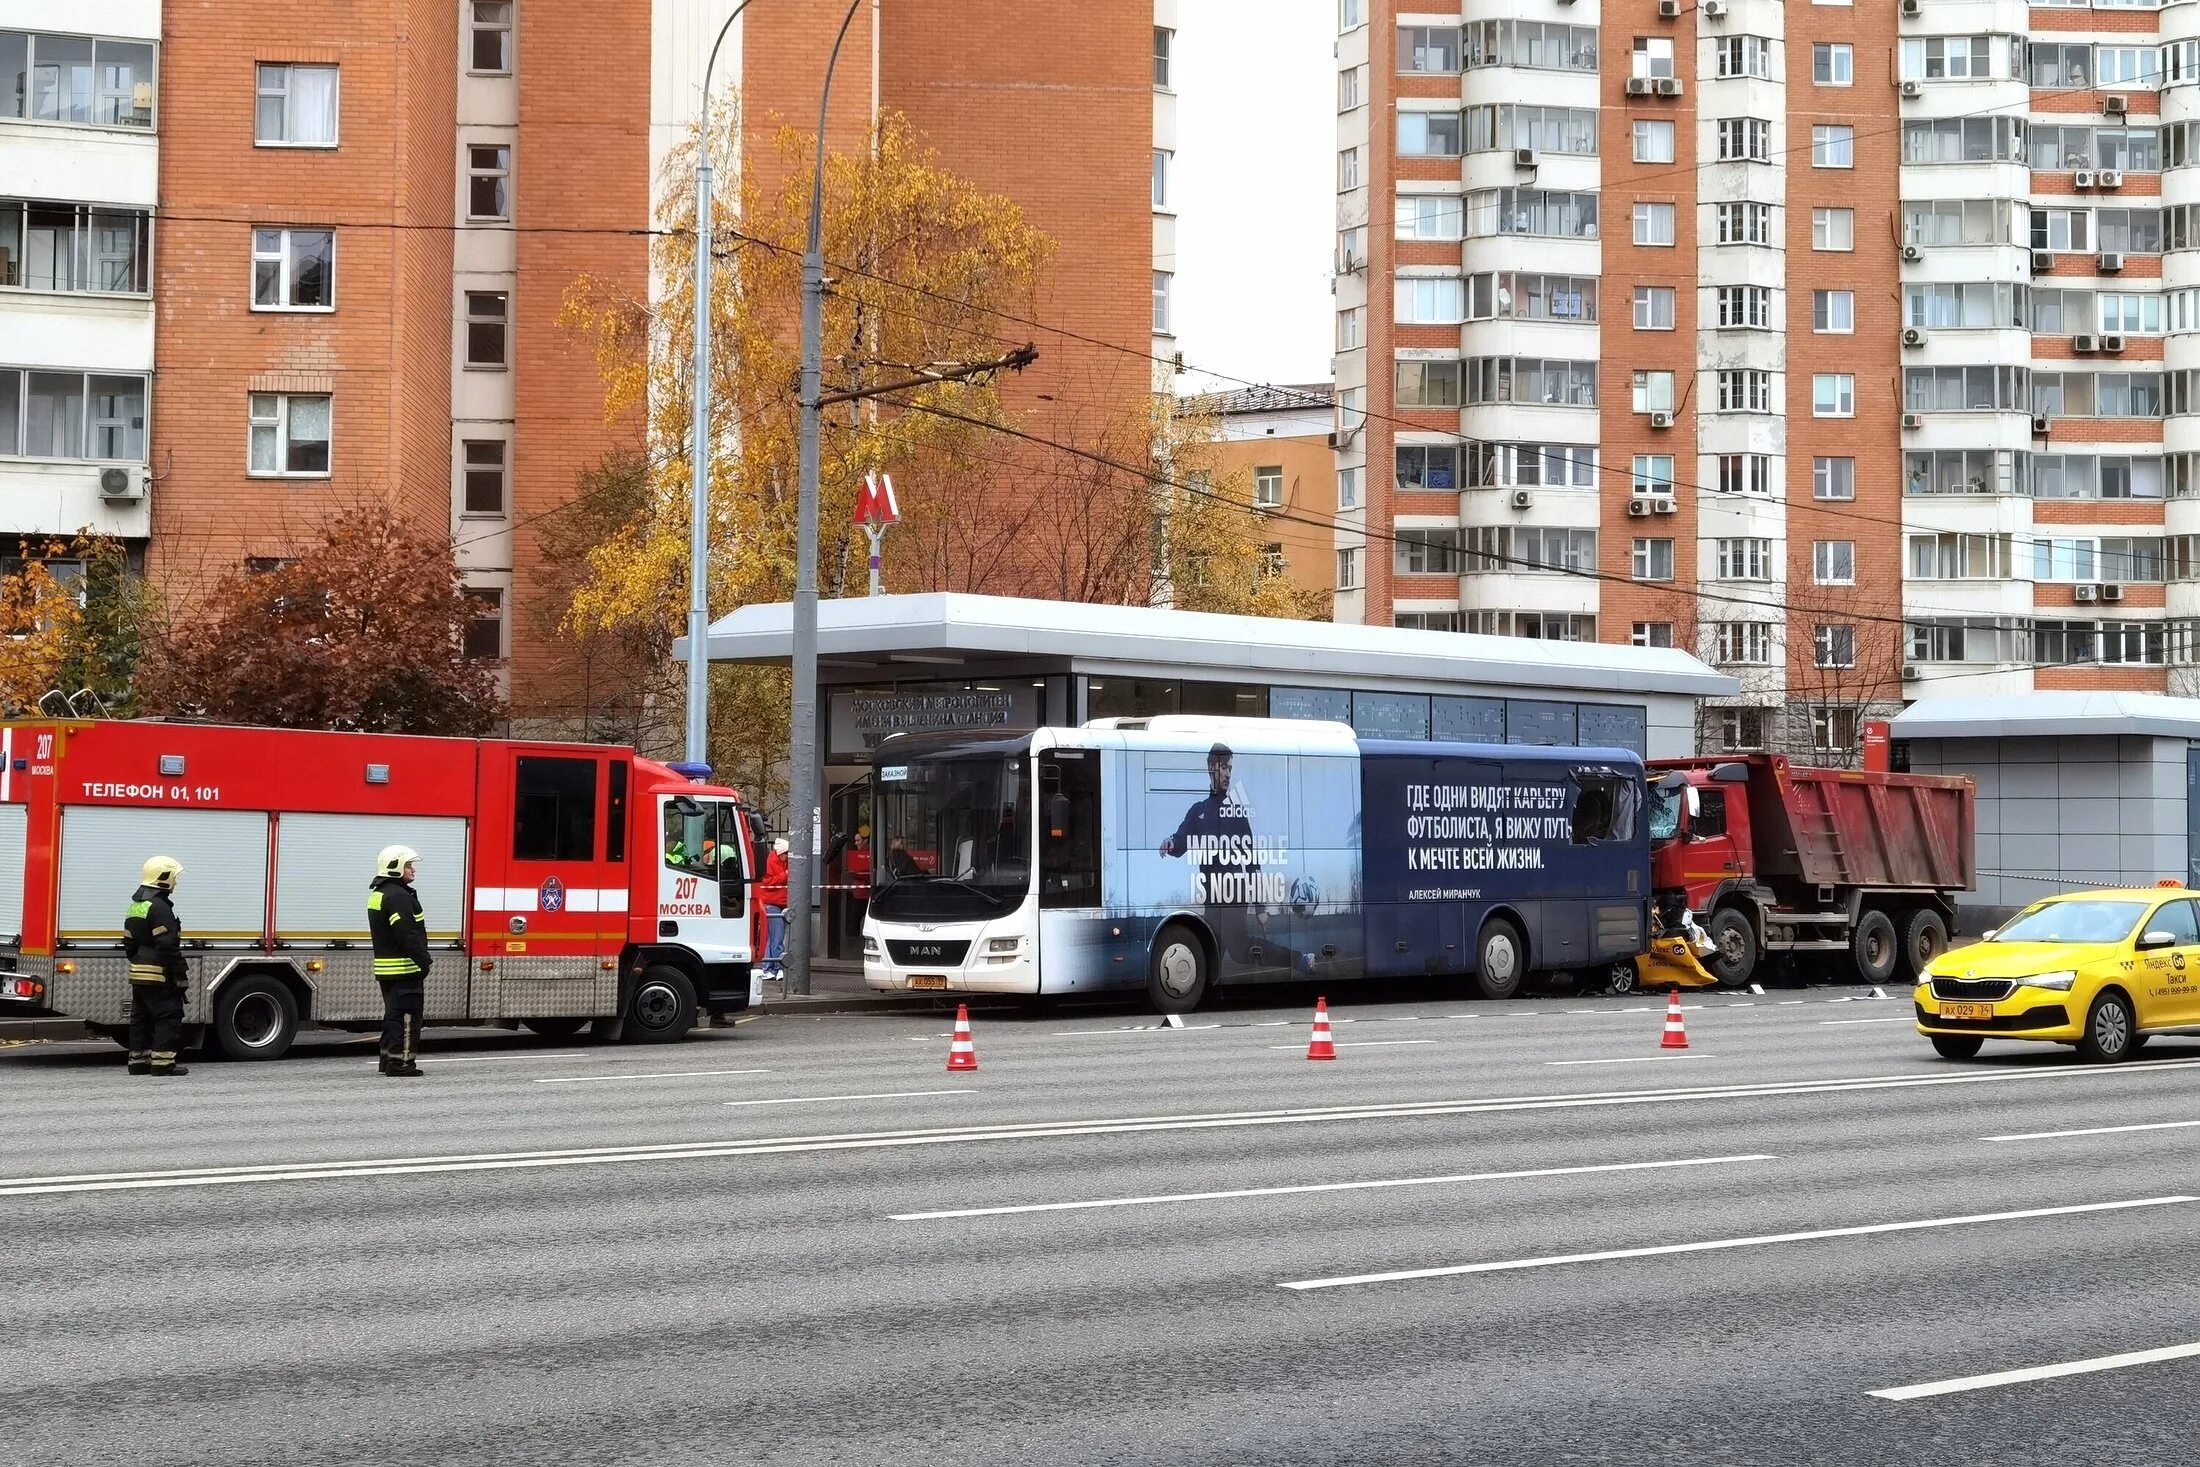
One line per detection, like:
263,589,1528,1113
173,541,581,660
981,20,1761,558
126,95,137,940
1899,80,1924,100
1326,430,1345,448
1510,488,1535,510
2031,249,2054,275
2099,170,2125,189
1899,0,1923,15
1655,77,1683,97
2100,583,2126,602
1704,0,1729,19
2032,414,2054,436
1902,412,1924,430
1901,244,1924,262
1513,147,1539,170
2103,333,2128,353
2074,583,2099,603
1657,0,1682,16
97,466,145,501
2074,334,2101,353
1652,496,1678,514
2100,252,2126,273
1648,410,1675,430
1626,77,1654,96
2106,94,2129,117
1902,327,1927,348
1627,499,1652,518
1902,664,1923,681
2073,170,2097,189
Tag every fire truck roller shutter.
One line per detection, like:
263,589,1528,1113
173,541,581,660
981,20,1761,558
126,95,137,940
0,804,24,943
58,808,269,942
275,814,471,1024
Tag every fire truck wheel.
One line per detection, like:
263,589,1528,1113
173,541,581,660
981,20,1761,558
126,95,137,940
522,1017,589,1043
205,975,299,1062
627,966,697,1043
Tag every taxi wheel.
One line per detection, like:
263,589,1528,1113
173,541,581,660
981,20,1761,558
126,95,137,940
2077,990,2138,1064
1929,1034,1983,1061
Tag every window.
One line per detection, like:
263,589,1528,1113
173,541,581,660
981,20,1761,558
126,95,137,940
1395,195,1464,240
1398,26,1462,74
1812,42,1852,85
1812,290,1854,334
1717,118,1771,163
1632,37,1675,79
1337,306,1363,349
471,2,512,73
1253,466,1284,509
1713,623,1774,665
1809,705,1859,753
1152,271,1172,334
1632,622,1675,649
255,63,339,145
1397,277,1467,323
1812,624,1848,673
1812,207,1854,251
1398,111,1464,157
1716,285,1771,329
1338,147,1360,191
1339,0,1361,31
1718,709,1768,753
1337,546,1362,589
1814,457,1855,500
1152,149,1171,209
463,587,505,659
514,756,596,862
465,291,509,367
1634,202,1675,246
1338,66,1362,111
1155,26,1173,88
1633,454,1676,495
1716,201,1773,246
1717,370,1774,413
1715,538,1773,580
1900,35,1993,82
468,145,511,220
247,392,331,476
0,202,152,294
1811,125,1854,168
1464,526,1597,574
1633,120,1675,164
462,439,507,514
1632,538,1675,581
1397,445,1460,490
1813,373,1855,417
1719,454,1772,496
1813,541,1855,585
1396,360,1463,407
1395,528,1464,574
1632,370,1676,414
0,369,146,461
1338,225,1367,269
3,32,156,128
1338,466,1362,509
251,228,334,310
1716,36,1774,80
1633,286,1675,330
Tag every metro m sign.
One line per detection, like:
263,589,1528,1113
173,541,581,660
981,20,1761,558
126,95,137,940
851,472,900,527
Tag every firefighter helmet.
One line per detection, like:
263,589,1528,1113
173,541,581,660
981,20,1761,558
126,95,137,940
140,855,182,890
377,845,422,879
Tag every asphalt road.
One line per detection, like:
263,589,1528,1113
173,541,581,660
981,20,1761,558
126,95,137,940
8,987,2200,1465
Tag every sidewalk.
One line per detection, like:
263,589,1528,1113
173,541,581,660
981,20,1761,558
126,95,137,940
755,960,1027,1017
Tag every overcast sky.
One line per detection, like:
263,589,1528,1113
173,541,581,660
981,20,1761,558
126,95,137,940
1172,0,1333,395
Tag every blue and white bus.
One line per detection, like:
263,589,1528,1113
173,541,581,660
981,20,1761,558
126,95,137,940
862,717,1652,1011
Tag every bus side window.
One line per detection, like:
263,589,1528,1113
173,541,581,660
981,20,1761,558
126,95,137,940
1570,773,1640,845
1040,752,1101,908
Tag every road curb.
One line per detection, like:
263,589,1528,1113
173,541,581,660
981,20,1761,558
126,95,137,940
0,1017,90,1042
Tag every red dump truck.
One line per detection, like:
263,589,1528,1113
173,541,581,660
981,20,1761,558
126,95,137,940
1647,756,1975,988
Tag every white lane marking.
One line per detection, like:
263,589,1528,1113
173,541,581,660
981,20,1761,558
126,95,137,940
1049,1024,1223,1036
1279,1196,2196,1291
1546,1054,1706,1066
724,1090,969,1108
22,1061,2200,1199
416,1052,586,1065
1820,1018,1916,1026
1986,1118,2200,1143
891,1153,1776,1221
1869,1341,2200,1401
1265,1038,1438,1050
534,1068,773,1085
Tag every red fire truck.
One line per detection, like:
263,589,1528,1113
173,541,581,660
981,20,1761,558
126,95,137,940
0,721,762,1060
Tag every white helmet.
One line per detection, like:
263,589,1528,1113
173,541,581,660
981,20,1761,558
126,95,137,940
377,845,422,879
140,855,182,890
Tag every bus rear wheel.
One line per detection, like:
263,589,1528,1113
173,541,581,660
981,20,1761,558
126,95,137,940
1473,918,1526,1001
1148,924,1209,1014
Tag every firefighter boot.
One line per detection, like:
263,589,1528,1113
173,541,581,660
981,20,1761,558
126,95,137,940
149,1061,190,1077
378,1053,396,1076
127,1052,151,1077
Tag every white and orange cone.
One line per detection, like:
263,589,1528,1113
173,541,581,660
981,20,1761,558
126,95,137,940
1660,988,1690,1050
946,1004,979,1072
1306,996,1337,1061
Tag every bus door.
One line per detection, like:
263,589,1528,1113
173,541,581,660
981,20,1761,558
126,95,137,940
1036,747,1107,991
655,795,752,967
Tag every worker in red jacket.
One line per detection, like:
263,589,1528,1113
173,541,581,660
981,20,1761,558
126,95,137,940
758,837,790,981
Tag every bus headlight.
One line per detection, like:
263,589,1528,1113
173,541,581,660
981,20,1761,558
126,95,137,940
986,937,1022,954
862,934,881,958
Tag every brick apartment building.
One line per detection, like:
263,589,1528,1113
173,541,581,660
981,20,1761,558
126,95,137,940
1197,383,1339,604
2,0,1168,725
1335,0,2200,759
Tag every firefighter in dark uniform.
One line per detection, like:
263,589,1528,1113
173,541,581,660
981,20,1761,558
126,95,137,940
124,856,189,1077
369,845,430,1078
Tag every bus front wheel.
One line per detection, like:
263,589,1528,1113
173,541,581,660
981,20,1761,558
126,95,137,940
1473,918,1526,1001
1148,924,1209,1014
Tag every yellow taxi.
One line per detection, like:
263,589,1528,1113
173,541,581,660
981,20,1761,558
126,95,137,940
1915,885,2200,1063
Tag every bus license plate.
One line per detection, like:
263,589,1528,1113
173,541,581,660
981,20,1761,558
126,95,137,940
1938,1002,1995,1021
909,974,949,990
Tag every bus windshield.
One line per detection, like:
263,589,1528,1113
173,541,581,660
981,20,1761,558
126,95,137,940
870,741,1033,922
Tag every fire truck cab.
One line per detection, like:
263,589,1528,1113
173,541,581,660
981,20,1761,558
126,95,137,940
0,721,762,1060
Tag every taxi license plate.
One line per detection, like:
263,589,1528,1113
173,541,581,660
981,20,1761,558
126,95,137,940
908,974,949,991
1938,1002,1995,1022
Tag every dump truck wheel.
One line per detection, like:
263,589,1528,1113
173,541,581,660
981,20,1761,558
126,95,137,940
1706,908,1758,987
1898,909,1948,983
1473,918,1525,1000
1850,910,1900,985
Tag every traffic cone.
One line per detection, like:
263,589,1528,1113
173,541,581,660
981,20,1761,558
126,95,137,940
1660,988,1690,1050
946,1004,979,1073
1306,996,1337,1061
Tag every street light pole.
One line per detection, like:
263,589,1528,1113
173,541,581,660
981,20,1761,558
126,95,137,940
784,0,870,996
683,0,764,772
